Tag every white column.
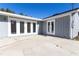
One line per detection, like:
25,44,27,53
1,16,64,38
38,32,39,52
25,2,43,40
16,21,20,35
8,17,11,36
36,22,38,34
25,22,27,35
31,22,33,34
50,22,51,33
70,14,73,39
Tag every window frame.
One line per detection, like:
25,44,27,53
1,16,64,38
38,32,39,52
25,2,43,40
51,21,54,33
20,21,24,34
11,20,16,34
47,20,55,35
48,22,50,32
33,23,36,33
27,22,31,33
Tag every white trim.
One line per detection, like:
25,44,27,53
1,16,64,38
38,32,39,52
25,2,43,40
17,21,20,35
8,16,11,36
70,14,73,39
32,22,37,34
31,22,33,33
8,17,38,37
0,11,42,21
47,19,55,35
47,21,50,33
25,22,27,34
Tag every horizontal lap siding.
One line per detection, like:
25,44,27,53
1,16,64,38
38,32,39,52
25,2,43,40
55,15,70,38
42,21,47,34
37,21,43,34
0,15,8,37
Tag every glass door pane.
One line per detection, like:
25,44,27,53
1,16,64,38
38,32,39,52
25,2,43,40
20,21,24,33
27,22,31,33
33,23,36,33
11,20,16,34
48,22,50,32
51,22,54,33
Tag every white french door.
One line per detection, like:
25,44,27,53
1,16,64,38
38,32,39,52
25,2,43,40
47,20,55,35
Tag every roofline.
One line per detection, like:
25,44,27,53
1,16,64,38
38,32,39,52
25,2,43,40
43,8,79,20
0,11,42,21
0,8,79,22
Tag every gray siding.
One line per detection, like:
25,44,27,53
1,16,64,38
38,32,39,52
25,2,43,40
37,21,43,34
42,21,47,34
37,21,47,35
0,15,8,37
55,15,70,38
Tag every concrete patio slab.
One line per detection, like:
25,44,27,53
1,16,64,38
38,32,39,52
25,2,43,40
0,35,79,56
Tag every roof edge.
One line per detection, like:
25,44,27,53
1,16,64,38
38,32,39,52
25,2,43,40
43,8,79,19
0,11,42,21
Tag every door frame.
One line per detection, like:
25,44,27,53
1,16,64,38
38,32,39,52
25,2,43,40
47,20,55,35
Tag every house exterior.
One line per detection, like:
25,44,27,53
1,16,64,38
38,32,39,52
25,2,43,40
0,8,79,39
43,8,79,39
0,11,42,37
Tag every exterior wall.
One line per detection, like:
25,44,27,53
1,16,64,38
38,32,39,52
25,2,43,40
55,15,70,38
0,15,8,37
8,16,38,37
0,12,79,39
44,15,71,39
37,21,47,34
37,21,43,34
43,12,79,39
70,12,79,38
42,21,47,34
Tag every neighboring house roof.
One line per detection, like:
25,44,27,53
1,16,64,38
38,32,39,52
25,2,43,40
0,11,42,21
43,8,79,19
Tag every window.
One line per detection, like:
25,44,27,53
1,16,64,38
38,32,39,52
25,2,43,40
11,20,16,34
33,23,36,32
27,22,31,33
20,21,24,33
48,22,50,32
51,22,54,32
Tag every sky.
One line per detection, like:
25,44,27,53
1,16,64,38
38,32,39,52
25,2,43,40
0,3,79,19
